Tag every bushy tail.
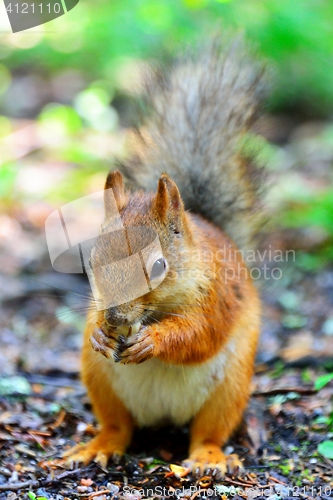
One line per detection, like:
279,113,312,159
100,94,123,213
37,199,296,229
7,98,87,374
121,37,267,251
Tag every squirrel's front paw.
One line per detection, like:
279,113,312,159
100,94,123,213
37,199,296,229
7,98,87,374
115,327,155,364
90,326,118,359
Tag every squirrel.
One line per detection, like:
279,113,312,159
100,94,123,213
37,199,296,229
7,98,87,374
64,38,266,478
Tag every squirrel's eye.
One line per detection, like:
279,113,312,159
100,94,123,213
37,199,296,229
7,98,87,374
150,258,166,280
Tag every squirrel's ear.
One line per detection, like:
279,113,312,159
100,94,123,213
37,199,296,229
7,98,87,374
104,170,128,213
153,174,185,233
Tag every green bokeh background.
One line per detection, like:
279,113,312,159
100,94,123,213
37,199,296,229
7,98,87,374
2,0,333,112
0,0,333,268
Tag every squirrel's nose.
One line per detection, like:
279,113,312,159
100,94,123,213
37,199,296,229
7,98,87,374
104,307,129,327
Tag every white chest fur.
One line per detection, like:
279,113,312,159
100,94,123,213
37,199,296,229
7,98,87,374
110,342,234,427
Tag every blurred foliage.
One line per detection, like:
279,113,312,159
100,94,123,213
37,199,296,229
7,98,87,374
0,0,333,269
1,0,333,114
283,191,333,234
281,190,333,269
315,373,333,391
318,440,333,459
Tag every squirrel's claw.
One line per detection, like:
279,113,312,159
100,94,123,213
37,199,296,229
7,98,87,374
63,438,124,468
115,329,154,364
89,327,118,359
182,448,243,480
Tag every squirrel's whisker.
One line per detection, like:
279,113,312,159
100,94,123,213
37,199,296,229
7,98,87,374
26,277,96,302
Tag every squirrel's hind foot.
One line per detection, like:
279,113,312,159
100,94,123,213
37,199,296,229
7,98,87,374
182,445,243,479
62,434,124,468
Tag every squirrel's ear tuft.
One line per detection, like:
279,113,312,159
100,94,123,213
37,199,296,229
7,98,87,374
153,174,186,233
104,170,128,213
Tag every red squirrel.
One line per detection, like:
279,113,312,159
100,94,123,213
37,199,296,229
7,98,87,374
65,38,265,477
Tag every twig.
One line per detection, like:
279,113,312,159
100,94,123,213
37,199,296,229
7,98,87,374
245,465,272,469
253,387,317,397
223,477,258,487
52,468,84,481
23,374,82,389
268,475,287,485
322,456,333,469
224,478,276,489
0,480,40,491
0,467,83,492
223,478,261,488
190,489,205,500
88,490,111,499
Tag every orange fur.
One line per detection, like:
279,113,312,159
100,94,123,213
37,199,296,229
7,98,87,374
64,172,261,477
